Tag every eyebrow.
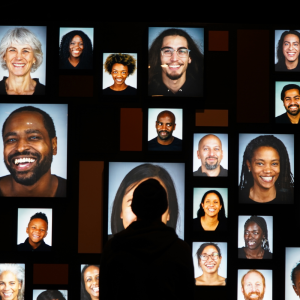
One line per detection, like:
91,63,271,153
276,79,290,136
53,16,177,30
4,129,42,139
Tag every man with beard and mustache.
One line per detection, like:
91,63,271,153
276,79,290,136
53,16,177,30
148,28,204,97
0,106,66,197
241,270,266,300
148,110,182,151
276,84,300,124
194,134,228,177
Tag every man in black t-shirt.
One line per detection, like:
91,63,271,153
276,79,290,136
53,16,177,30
148,110,182,151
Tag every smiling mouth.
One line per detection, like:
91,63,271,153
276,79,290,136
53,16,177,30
208,209,216,212
205,264,215,269
168,64,182,70
260,176,273,182
248,241,255,246
116,79,123,82
92,287,99,292
13,63,25,68
13,157,36,171
32,234,41,239
2,293,13,297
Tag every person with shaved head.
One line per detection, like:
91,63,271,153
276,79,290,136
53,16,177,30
148,110,182,151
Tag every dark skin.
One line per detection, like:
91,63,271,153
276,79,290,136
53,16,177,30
243,221,265,259
155,111,176,145
26,218,48,249
0,111,58,197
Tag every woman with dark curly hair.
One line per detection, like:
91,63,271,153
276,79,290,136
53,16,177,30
59,30,93,69
103,53,137,95
238,216,272,259
239,135,294,204
81,264,99,300
275,30,300,71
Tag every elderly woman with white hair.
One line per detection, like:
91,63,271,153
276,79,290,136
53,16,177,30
0,27,45,95
0,264,25,300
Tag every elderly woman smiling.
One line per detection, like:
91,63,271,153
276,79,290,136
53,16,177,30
0,27,45,95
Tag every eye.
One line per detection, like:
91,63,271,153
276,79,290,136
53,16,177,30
29,136,40,140
5,138,17,143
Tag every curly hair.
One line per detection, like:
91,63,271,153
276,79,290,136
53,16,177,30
239,135,294,192
30,212,48,224
244,215,270,251
59,30,93,67
148,28,204,85
0,27,43,73
37,290,66,300
276,30,300,67
81,264,99,300
104,53,136,75
196,242,221,267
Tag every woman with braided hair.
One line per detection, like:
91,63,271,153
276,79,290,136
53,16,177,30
239,134,294,204
238,216,272,259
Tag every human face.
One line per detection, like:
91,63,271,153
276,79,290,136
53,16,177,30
69,35,84,58
246,146,280,191
160,35,191,80
84,266,99,300
3,44,36,77
283,88,300,116
156,113,176,141
244,222,264,250
242,272,265,300
111,63,128,85
201,193,222,218
3,111,57,186
283,34,300,63
197,135,223,171
198,245,222,274
0,271,21,300
120,177,170,229
293,270,300,297
26,218,48,245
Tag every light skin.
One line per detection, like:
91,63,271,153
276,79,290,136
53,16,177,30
293,270,300,297
243,222,265,259
200,193,222,231
242,272,265,300
283,88,300,123
68,35,84,67
197,135,224,177
160,35,191,94
110,63,129,91
0,271,22,300
84,266,99,300
246,146,280,203
3,43,37,95
0,111,58,197
195,245,225,286
155,112,176,145
120,177,170,229
283,34,299,70
26,218,48,249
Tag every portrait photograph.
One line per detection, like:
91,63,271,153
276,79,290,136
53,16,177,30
33,290,68,300
148,108,182,151
192,241,227,286
193,188,228,231
238,133,294,204
238,215,273,259
17,208,52,251
275,30,300,72
59,27,93,70
286,247,300,300
148,27,204,97
102,53,137,96
237,269,272,300
275,81,300,124
81,264,100,300
0,103,68,197
0,26,46,95
108,162,185,239
193,133,228,177
0,263,25,300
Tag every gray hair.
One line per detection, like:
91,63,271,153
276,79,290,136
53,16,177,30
0,27,43,73
0,264,25,300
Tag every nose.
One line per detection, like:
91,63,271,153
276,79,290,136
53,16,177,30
170,50,179,61
16,137,30,153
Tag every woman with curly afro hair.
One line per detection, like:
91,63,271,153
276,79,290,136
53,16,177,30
59,30,93,69
103,53,137,95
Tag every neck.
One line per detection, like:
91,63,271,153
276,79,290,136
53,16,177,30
287,112,300,124
200,271,219,283
69,56,80,67
157,136,174,145
6,73,34,93
201,165,221,177
110,82,127,91
202,214,219,225
244,246,264,258
161,72,186,94
249,185,276,202
285,58,299,70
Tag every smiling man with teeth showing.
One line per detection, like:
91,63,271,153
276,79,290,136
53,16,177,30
0,105,66,197
240,270,266,300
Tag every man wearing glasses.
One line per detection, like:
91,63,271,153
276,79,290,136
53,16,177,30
148,28,204,97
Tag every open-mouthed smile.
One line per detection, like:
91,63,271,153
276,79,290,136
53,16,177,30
12,156,37,171
12,63,26,68
260,176,274,183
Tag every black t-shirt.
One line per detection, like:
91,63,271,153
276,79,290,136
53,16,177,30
275,61,300,72
59,58,92,69
103,85,137,95
238,247,272,259
17,238,51,252
148,137,182,151
275,112,300,124
193,165,228,177
193,217,227,231
0,77,45,95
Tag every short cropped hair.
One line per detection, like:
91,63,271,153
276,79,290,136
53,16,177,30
81,264,100,300
196,242,221,267
281,84,300,100
291,262,300,286
104,53,136,75
2,106,56,140
37,290,66,300
0,27,43,72
30,212,48,224
241,269,265,288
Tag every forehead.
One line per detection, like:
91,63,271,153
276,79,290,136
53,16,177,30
29,218,48,228
157,113,174,123
204,193,220,201
71,35,83,42
284,89,300,97
284,34,299,43
112,63,128,71
202,245,218,254
245,221,261,231
161,35,188,48
200,136,222,148
7,43,33,50
252,146,279,159
84,265,99,277
244,272,263,284
0,271,17,281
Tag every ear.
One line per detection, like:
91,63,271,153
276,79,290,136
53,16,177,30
188,57,191,64
246,160,251,171
197,150,200,160
52,137,57,156
120,211,123,219
44,231,48,238
201,202,204,208
293,285,299,296
173,123,176,131
241,286,244,295
26,227,29,234
221,149,224,161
